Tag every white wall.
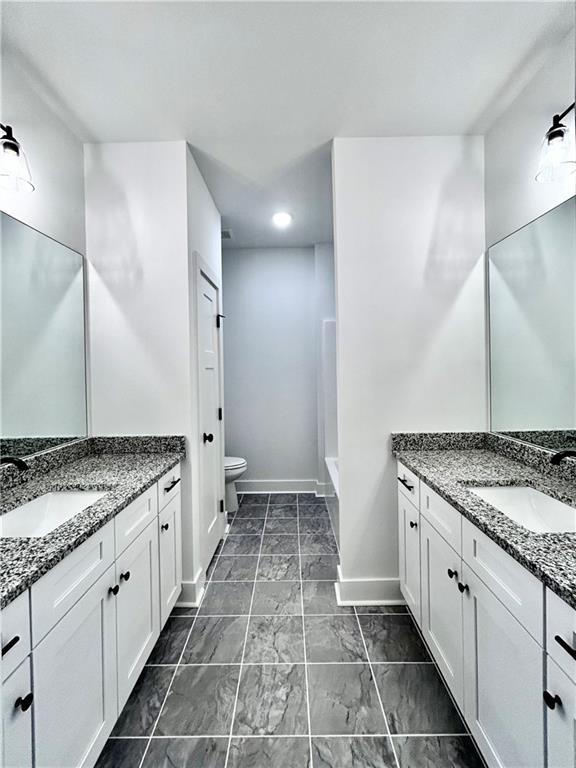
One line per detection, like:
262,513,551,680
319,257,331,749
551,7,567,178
222,247,317,490
485,29,575,247
0,50,86,254
332,137,486,601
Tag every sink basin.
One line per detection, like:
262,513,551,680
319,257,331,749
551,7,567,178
470,486,576,533
1,491,107,538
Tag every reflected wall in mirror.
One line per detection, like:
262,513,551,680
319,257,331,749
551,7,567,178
489,196,576,453
1,213,88,457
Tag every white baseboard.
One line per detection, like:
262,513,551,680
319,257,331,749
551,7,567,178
335,565,403,605
315,481,329,497
177,568,206,607
236,478,318,493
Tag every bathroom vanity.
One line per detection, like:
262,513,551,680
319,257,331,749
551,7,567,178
1,446,183,768
395,441,576,768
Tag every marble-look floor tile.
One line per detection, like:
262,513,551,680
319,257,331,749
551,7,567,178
222,535,262,556
229,737,311,767
358,614,430,662
95,738,148,768
147,616,193,664
181,616,248,664
393,736,485,768
299,518,333,535
142,737,228,768
171,606,198,617
235,505,268,519
270,492,298,505
355,605,408,615
265,518,298,535
374,664,466,735
241,493,269,506
211,555,259,582
199,582,254,615
298,505,329,517
261,534,299,554
257,555,301,581
302,581,353,615
301,555,339,581
111,666,174,736
252,581,302,615
299,534,338,555
311,736,396,767
305,616,367,662
308,664,386,735
244,615,305,663
156,664,240,736
230,518,266,535
233,664,308,736
298,493,320,503
267,504,298,519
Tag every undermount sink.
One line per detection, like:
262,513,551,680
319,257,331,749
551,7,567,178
1,491,107,538
470,486,576,534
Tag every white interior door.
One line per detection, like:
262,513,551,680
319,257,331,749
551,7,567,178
198,271,225,567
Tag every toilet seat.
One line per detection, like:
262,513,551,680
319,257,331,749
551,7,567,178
225,456,247,471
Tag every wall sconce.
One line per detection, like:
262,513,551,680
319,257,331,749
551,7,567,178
0,124,34,193
536,102,575,183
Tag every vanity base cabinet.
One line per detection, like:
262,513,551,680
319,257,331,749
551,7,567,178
398,496,421,624
2,657,33,768
462,563,544,768
420,516,464,708
546,657,576,768
116,520,160,711
158,494,182,625
33,566,118,768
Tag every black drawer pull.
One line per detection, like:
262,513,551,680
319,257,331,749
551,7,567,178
1,635,20,656
108,585,119,596
543,691,562,710
164,478,181,493
555,634,576,661
457,582,469,594
120,571,131,582
447,569,458,580
398,476,414,492
409,521,418,529
161,523,170,532
15,693,33,712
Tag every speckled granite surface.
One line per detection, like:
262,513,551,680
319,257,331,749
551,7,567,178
394,447,576,610
1,444,184,609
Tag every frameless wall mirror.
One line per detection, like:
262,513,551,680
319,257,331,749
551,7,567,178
488,196,576,452
1,213,88,457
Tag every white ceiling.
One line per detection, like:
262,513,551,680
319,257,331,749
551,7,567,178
2,1,574,248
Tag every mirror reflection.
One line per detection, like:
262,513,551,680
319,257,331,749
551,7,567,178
0,213,88,457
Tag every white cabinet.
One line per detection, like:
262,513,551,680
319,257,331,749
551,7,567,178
116,521,160,710
158,494,182,625
462,563,544,768
545,656,576,768
2,657,33,768
1,590,31,679
420,516,464,708
397,494,421,623
33,566,118,768
546,589,576,683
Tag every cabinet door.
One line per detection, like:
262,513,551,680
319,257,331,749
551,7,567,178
546,656,576,768
2,657,33,768
158,493,182,626
420,516,464,708
33,566,118,768
398,495,421,624
116,520,160,710
462,563,544,768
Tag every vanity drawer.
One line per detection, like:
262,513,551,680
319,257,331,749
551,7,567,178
547,589,576,683
115,486,158,556
157,463,182,511
421,483,462,554
397,461,420,509
462,518,543,643
31,521,115,646
1,591,31,681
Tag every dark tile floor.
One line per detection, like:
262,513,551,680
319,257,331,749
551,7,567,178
96,493,485,768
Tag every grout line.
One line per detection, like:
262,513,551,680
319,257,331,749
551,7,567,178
297,494,315,766
112,731,472,740
143,660,438,667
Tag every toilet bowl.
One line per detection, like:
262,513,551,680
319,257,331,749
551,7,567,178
224,456,248,512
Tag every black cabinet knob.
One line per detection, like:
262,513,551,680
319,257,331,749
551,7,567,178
120,571,131,582
447,569,458,580
457,582,469,594
1,635,20,657
108,585,119,596
161,523,170,532
543,691,562,710
15,693,33,712
203,433,214,443
409,521,418,529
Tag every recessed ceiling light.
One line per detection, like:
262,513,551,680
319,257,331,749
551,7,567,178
272,211,293,229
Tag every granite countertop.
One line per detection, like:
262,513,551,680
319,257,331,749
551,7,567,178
394,448,576,610
1,451,183,609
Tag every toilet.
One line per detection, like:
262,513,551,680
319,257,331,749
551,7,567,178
224,456,248,512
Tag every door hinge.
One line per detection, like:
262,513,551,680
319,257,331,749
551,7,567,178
218,407,223,421
216,313,226,329
219,499,225,513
